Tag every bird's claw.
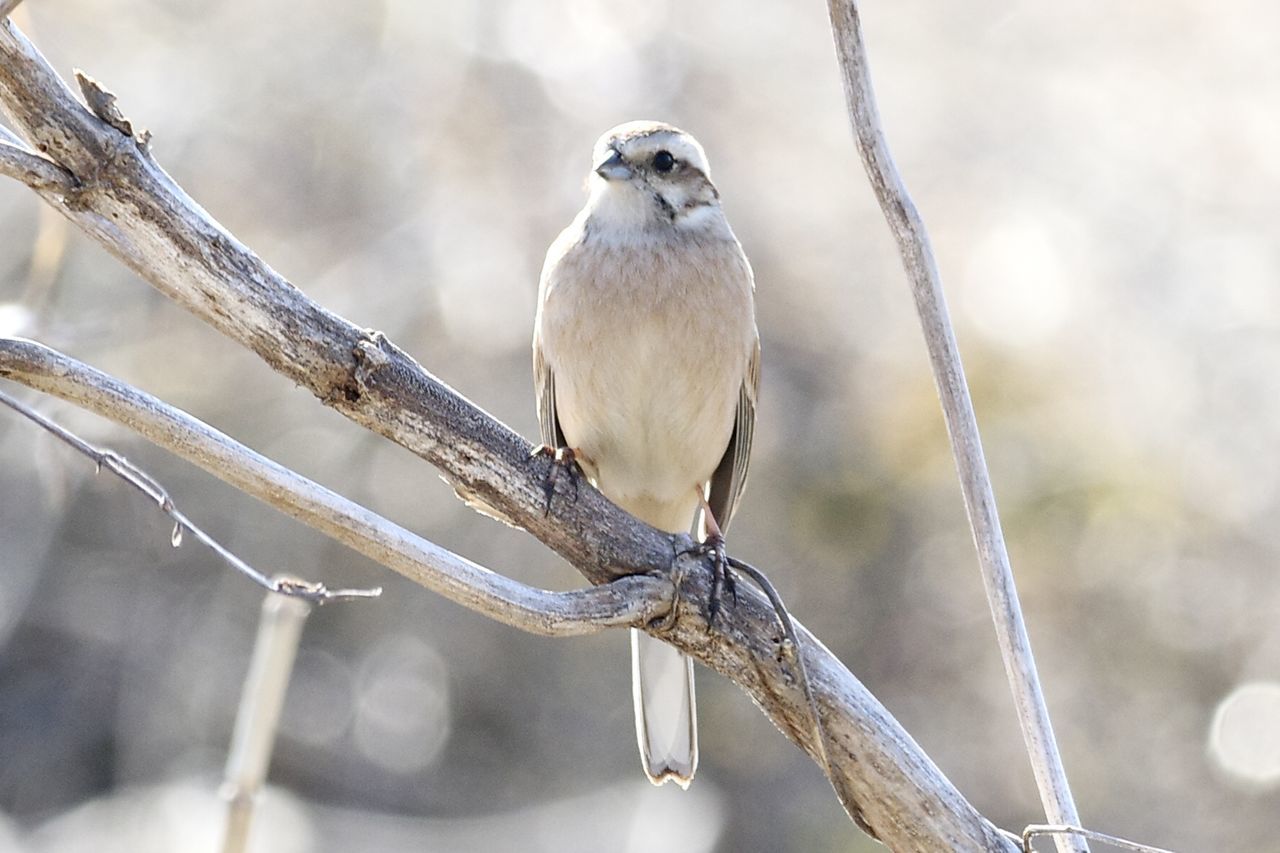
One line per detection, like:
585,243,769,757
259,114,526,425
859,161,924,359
679,533,736,626
531,445,584,515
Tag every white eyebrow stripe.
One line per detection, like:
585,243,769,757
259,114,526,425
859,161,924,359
620,134,711,177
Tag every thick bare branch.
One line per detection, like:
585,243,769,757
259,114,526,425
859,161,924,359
0,17,1021,850
0,17,673,588
825,3,1086,851
0,336,1016,849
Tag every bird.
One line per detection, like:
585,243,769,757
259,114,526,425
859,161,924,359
532,121,760,787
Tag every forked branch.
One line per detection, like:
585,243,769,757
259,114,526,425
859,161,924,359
0,15,1021,850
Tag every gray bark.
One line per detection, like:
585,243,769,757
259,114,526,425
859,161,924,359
0,17,1018,851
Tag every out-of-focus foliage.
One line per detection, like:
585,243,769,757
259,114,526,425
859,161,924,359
1,1,1278,850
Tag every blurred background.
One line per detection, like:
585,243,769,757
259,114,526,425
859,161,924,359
1,0,1278,850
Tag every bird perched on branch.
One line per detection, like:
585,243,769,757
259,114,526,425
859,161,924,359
533,121,760,787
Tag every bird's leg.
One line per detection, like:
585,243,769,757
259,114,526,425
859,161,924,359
677,494,736,624
530,444,589,514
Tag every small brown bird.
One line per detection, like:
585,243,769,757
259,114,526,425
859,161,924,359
533,121,760,787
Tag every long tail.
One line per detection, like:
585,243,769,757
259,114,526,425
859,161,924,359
631,629,697,787
609,492,703,787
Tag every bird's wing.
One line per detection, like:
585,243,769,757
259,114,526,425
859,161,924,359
707,336,760,533
533,335,565,449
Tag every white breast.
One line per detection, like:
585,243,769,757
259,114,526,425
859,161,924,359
536,223,756,530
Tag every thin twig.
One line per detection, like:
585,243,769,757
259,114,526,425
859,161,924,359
824,4,1087,851
0,388,381,604
1023,826,1178,853
726,555,873,838
221,589,313,853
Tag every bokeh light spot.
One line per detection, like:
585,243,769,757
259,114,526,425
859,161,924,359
0,303,34,337
1209,681,1280,788
354,634,452,775
962,216,1076,348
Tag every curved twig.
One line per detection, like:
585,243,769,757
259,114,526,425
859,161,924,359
727,555,873,838
825,4,1087,851
1022,825,1177,853
0,388,381,604
0,340,675,636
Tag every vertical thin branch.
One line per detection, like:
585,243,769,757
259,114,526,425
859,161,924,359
824,4,1088,852
220,589,312,853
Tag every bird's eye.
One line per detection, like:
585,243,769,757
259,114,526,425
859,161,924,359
652,150,676,173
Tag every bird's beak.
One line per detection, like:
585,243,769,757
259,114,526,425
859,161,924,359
594,148,632,181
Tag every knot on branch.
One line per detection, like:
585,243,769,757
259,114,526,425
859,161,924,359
74,70,151,153
345,330,392,403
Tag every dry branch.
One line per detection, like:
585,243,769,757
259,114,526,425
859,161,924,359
0,16,1022,851
221,591,313,853
0,123,73,191
0,339,675,638
0,386,381,603
825,4,1087,852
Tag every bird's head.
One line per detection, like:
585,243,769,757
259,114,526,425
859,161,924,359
585,121,724,236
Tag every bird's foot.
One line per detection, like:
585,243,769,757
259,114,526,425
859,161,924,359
678,533,737,625
531,445,586,515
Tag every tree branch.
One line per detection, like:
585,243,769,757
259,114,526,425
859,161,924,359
0,17,1021,850
221,590,313,853
0,385,381,604
825,4,1086,852
0,123,75,192
0,338,674,638
0,15,671,587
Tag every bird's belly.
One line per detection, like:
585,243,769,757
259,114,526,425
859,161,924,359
553,320,739,510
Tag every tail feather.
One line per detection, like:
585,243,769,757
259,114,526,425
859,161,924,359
615,494,703,787
631,628,697,787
